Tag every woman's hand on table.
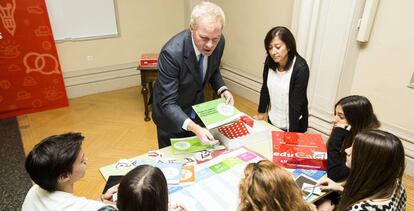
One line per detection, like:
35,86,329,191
317,178,344,192
100,184,119,204
253,113,266,120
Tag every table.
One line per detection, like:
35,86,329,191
99,121,274,179
137,65,217,122
137,65,158,121
99,121,328,206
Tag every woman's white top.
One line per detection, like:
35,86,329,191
267,56,296,130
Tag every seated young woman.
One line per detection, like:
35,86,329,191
238,160,316,211
318,130,406,211
115,165,186,211
327,95,380,182
22,133,117,211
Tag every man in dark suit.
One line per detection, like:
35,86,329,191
152,2,234,149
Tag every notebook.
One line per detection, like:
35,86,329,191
102,175,123,194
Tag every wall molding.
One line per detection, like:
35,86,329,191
381,121,414,158
63,62,140,98
220,64,262,103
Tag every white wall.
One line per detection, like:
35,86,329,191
213,0,293,102
294,0,363,134
216,0,292,77
351,0,414,133
56,1,185,98
350,0,414,174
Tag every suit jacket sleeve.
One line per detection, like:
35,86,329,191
289,57,309,131
156,50,189,129
327,127,350,182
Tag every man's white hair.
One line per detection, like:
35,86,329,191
189,1,225,30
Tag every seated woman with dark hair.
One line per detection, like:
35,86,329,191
318,130,406,211
116,165,186,211
238,160,316,211
22,132,117,211
327,95,380,182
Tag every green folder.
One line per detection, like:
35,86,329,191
171,136,212,154
192,98,242,129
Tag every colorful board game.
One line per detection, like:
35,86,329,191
168,148,264,211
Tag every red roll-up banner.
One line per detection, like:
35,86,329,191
0,0,68,119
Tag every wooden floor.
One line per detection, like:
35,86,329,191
18,87,413,208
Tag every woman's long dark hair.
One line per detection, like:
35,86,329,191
117,165,168,211
337,130,405,210
264,26,297,71
330,95,380,151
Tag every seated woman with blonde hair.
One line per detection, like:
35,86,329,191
238,160,316,211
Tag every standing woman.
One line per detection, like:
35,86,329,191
318,130,406,210
254,26,309,132
327,95,380,182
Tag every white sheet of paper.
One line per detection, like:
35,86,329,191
302,183,321,195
